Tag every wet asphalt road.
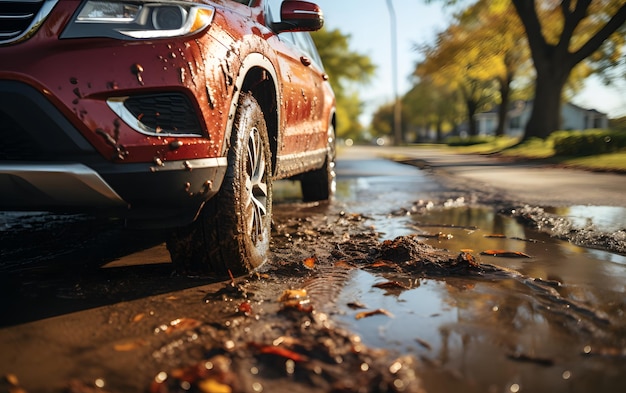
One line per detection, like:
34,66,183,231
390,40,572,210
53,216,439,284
1,146,626,393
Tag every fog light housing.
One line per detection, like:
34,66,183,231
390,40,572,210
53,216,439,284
107,93,204,137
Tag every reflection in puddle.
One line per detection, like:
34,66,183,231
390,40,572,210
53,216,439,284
546,205,626,233
333,205,626,393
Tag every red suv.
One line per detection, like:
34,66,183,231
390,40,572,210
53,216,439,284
0,0,336,275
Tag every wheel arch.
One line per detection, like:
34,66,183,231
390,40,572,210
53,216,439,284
224,53,280,175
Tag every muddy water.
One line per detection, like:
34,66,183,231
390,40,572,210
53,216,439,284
2,155,625,393
321,157,626,393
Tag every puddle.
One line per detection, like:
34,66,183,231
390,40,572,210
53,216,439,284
545,205,626,232
331,205,626,393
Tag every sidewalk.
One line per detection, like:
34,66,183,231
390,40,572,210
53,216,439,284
339,145,626,207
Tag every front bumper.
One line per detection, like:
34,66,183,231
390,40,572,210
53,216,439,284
0,157,226,227
0,80,226,228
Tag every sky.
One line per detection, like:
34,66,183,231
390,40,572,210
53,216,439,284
313,0,626,123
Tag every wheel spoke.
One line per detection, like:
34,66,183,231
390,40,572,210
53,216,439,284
245,126,268,244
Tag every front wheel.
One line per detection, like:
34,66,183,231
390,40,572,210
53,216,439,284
167,94,273,276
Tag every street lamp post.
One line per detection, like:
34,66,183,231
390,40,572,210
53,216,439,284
386,0,402,145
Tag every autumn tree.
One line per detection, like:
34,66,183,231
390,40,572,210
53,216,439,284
311,28,376,140
510,0,626,140
403,78,461,142
415,0,533,138
416,23,499,137
457,0,532,136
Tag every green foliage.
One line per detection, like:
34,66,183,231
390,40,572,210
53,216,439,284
550,130,626,156
609,116,626,131
311,28,375,139
371,103,394,137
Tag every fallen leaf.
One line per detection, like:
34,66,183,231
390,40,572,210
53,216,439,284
334,260,353,269
484,234,506,238
156,318,202,334
367,260,399,269
131,313,145,323
113,339,146,352
415,338,432,350
347,301,367,309
250,343,309,362
302,256,317,269
198,378,232,393
480,250,531,258
355,309,393,320
373,281,409,290
238,301,252,314
5,373,19,386
279,289,307,302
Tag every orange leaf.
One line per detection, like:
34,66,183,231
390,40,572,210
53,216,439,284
279,289,307,302
198,378,232,393
238,301,252,314
303,256,317,269
355,309,393,320
334,260,353,269
368,260,397,269
480,250,531,258
373,281,409,290
156,318,203,334
114,339,146,352
251,343,309,362
132,313,145,323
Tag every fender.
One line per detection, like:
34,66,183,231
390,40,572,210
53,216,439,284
221,52,280,157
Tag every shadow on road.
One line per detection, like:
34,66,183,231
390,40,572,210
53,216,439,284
0,214,220,327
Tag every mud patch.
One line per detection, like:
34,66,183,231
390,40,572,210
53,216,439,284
145,206,618,393
504,205,626,255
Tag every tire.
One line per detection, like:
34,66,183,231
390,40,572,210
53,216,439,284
300,122,336,202
167,94,273,276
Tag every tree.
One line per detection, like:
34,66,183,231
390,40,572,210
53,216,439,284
372,77,462,143
457,0,532,136
311,28,376,140
416,23,499,137
403,78,463,142
511,0,626,140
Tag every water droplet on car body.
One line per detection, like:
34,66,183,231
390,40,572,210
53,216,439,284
131,63,144,85
169,140,183,150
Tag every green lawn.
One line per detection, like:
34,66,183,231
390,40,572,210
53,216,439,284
444,136,626,172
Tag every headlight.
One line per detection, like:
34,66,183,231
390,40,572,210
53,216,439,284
61,1,215,40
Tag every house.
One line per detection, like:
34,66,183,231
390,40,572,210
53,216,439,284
474,101,609,137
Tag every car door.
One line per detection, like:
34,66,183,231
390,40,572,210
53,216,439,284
264,1,322,157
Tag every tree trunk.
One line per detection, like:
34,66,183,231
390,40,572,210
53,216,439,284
522,67,569,140
511,0,626,141
436,117,443,142
466,99,478,137
495,75,512,137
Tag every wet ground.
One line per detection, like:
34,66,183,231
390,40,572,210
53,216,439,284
1,147,626,392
